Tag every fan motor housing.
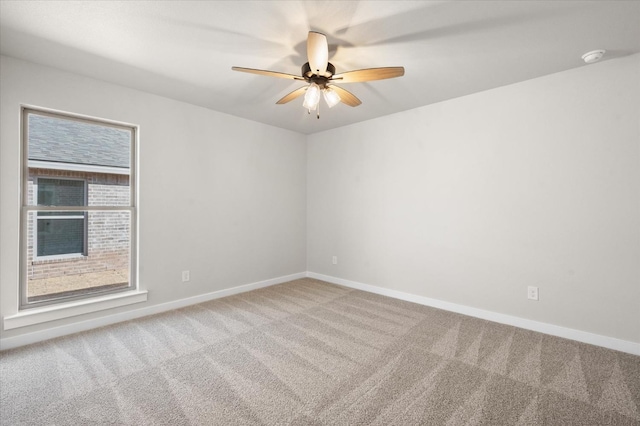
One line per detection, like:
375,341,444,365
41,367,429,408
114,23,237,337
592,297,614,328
302,62,335,87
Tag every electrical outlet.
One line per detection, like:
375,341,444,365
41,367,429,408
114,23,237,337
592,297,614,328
527,286,539,301
182,270,190,282
332,256,338,265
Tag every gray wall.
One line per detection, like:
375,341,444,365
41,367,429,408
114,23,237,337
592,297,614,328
307,54,640,343
0,56,307,339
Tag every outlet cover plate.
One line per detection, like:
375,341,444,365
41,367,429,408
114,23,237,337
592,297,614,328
527,286,539,301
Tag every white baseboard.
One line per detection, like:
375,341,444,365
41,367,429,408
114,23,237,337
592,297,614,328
0,272,306,351
306,272,640,356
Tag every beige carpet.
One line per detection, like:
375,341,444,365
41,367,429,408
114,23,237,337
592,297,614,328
1,278,638,425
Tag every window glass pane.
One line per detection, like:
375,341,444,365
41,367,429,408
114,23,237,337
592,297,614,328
37,178,84,206
37,178,85,218
27,113,131,207
27,210,131,303
22,109,135,309
37,215,85,256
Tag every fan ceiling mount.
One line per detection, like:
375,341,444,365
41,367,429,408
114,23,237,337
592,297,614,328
232,31,405,118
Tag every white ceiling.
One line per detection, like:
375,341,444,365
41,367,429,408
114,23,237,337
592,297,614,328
1,1,639,135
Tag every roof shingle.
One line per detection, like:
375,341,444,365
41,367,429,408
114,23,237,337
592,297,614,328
28,114,130,169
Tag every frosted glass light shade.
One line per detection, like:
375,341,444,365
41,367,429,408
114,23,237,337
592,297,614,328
303,83,321,110
323,87,341,108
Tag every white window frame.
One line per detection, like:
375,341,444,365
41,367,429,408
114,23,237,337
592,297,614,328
19,107,139,310
33,176,88,260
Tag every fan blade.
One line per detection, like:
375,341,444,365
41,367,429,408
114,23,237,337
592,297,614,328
232,66,304,80
330,85,362,107
307,31,329,76
331,67,405,83
276,86,307,104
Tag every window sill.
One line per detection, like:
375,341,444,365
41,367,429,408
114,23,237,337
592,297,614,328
32,254,87,265
3,289,147,330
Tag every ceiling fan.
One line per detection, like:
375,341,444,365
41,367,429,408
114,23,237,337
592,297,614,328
232,31,405,118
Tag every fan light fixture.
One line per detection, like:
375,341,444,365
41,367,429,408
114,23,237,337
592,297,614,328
303,84,341,112
323,86,341,108
303,82,321,110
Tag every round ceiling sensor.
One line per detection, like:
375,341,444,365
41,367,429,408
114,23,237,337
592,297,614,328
582,50,606,64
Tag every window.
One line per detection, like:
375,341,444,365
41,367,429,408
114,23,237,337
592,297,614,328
21,108,137,308
35,178,87,258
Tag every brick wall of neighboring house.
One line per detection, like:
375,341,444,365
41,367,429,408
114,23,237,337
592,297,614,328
27,168,130,280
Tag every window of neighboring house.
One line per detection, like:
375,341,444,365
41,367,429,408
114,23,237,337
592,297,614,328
21,108,137,308
35,178,87,258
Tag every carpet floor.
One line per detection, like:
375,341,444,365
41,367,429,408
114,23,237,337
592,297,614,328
1,278,639,425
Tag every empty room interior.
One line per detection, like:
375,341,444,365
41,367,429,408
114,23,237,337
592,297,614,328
1,1,639,424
